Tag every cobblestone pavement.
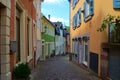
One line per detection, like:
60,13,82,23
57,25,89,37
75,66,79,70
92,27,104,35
30,55,102,80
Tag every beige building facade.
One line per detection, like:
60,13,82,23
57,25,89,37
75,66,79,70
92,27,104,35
0,0,11,80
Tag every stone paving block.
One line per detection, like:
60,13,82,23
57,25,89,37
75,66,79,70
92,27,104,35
30,55,101,80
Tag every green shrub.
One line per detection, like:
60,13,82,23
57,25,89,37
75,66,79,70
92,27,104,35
13,62,31,80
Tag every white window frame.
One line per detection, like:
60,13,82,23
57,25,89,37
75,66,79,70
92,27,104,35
82,41,89,66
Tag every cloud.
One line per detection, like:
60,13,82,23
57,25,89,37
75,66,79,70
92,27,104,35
50,16,69,26
41,8,50,14
44,0,65,5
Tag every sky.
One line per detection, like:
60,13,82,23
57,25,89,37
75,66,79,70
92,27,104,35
41,0,69,26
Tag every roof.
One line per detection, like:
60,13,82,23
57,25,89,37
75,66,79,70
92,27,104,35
52,22,63,29
42,15,55,28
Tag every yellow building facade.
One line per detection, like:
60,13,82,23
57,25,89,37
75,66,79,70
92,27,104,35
69,0,120,79
41,15,55,60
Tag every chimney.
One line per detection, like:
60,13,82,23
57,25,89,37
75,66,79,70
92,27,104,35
48,14,50,20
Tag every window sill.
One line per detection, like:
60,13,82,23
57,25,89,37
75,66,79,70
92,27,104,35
84,15,92,22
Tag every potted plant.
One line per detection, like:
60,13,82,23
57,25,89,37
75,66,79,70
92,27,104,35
97,14,120,43
13,62,31,80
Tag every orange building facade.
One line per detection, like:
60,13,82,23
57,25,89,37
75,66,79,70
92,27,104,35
69,0,120,79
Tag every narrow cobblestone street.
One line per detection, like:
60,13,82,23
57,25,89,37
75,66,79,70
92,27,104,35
30,55,101,80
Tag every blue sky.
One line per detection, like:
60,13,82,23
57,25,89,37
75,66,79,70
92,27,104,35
41,0,69,26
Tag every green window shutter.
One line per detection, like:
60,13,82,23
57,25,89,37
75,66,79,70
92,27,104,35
113,0,120,8
90,0,94,16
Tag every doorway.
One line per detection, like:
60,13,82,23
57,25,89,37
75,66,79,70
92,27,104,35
108,49,120,80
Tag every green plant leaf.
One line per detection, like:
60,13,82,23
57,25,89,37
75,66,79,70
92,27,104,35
13,62,31,79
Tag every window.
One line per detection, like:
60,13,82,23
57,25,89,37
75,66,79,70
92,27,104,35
108,22,120,43
109,23,115,42
72,0,78,9
85,44,88,62
27,18,30,56
83,41,89,66
84,0,94,22
72,15,76,29
16,7,21,62
113,0,120,8
77,8,81,27
90,0,94,15
72,8,81,29
72,0,75,9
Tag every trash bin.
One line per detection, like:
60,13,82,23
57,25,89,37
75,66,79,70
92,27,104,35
69,53,72,61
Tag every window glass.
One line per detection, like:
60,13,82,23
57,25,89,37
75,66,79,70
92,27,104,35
85,45,88,62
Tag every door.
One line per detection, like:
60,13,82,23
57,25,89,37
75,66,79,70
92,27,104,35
83,41,89,66
78,42,82,63
42,45,44,59
48,43,50,58
0,8,1,74
108,49,120,80
16,8,21,62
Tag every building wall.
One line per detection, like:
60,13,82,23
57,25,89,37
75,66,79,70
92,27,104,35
33,0,43,65
0,0,11,80
70,0,120,76
66,29,70,53
9,0,37,73
41,15,55,59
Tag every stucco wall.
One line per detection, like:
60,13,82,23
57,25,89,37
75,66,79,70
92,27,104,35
70,0,120,76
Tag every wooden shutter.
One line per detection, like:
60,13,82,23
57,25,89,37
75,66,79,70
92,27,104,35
78,8,81,24
72,16,75,29
77,11,79,27
72,0,76,9
113,0,120,8
84,2,87,21
75,14,77,28
90,0,94,16
72,15,76,29
77,8,81,27
75,0,78,5
74,15,75,29
72,0,75,9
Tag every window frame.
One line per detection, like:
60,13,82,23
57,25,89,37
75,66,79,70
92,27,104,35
113,0,120,8
82,41,89,66
84,0,94,22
